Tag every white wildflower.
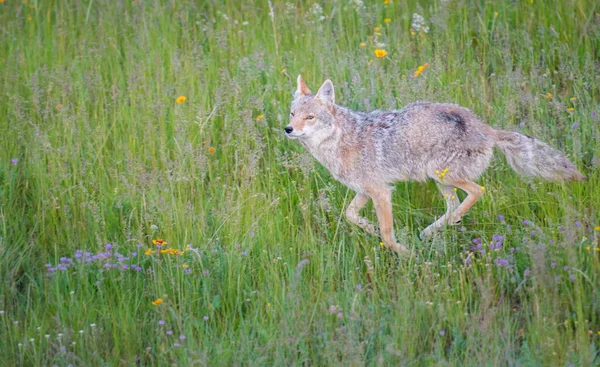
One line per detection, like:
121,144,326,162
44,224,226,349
412,13,430,33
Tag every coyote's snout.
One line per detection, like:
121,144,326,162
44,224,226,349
285,75,584,255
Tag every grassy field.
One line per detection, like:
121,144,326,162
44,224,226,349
1,0,600,365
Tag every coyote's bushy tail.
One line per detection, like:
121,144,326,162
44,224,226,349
494,130,585,181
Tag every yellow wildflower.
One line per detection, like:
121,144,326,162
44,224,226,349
379,242,384,247
145,248,155,256
256,114,264,121
384,18,391,23
481,186,485,191
208,147,215,154
152,238,167,246
384,0,390,4
414,63,430,77
182,264,189,269
494,12,498,17
151,298,163,306
280,68,286,74
176,96,187,104
570,97,576,101
368,59,374,65
594,226,600,231
360,42,366,47
160,248,171,254
374,49,387,58
56,104,62,110
585,246,591,251
267,302,271,308
374,26,381,32
410,28,416,36
567,107,574,112
545,93,552,99
374,32,382,36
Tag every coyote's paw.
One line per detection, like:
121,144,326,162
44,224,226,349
389,242,411,256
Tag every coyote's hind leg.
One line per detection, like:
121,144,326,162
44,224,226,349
445,179,484,225
345,193,377,235
420,184,462,238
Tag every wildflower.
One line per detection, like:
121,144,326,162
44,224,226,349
176,96,187,104
374,26,381,32
151,298,163,306
144,248,155,255
208,147,215,154
11,158,18,165
182,264,189,269
329,305,337,313
379,241,384,247
203,316,209,321
166,330,173,335
494,12,498,17
56,104,62,110
465,257,472,265
173,343,180,347
498,214,505,222
563,266,569,271
550,262,557,268
159,320,165,325
494,259,509,267
152,238,167,246
384,18,391,23
414,63,430,77
522,220,532,226
280,68,286,74
179,334,186,341
594,226,600,231
570,97,576,101
360,42,366,47
368,59,373,66
567,107,574,112
356,284,362,291
337,312,343,319
411,13,429,33
374,49,387,58
267,302,271,308
545,93,552,99
586,246,591,251
384,0,390,4
439,330,445,336
256,114,264,121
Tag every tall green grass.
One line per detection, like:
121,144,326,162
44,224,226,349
1,0,599,365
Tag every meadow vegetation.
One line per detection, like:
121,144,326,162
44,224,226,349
1,0,599,365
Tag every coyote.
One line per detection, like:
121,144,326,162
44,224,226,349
285,75,584,255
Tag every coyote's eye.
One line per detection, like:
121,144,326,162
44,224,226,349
290,112,295,117
305,115,315,120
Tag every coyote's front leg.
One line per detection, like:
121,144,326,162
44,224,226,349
345,193,377,235
368,187,410,256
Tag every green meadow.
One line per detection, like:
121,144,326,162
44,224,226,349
1,0,600,365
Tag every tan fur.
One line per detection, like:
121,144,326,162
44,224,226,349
285,76,584,254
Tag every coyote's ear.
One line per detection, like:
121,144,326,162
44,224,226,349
295,74,311,98
315,79,335,104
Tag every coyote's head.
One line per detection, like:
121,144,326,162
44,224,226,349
285,75,335,140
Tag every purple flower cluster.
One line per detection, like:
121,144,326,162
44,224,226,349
494,259,509,267
490,234,504,250
45,244,143,277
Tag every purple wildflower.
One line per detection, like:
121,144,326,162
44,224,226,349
173,343,180,347
356,284,362,291
530,230,536,236
570,274,576,281
494,259,509,267
592,112,597,118
203,269,210,276
439,330,445,336
524,269,531,276
11,158,18,165
105,244,113,251
498,214,505,222
203,316,209,321
522,220,532,226
104,263,111,269
465,258,472,265
179,334,186,341
572,122,579,128
563,266,569,271
575,221,581,228
158,320,165,325
550,262,557,268
184,268,192,274
249,231,255,237
166,330,173,335
241,251,247,256
519,121,525,127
